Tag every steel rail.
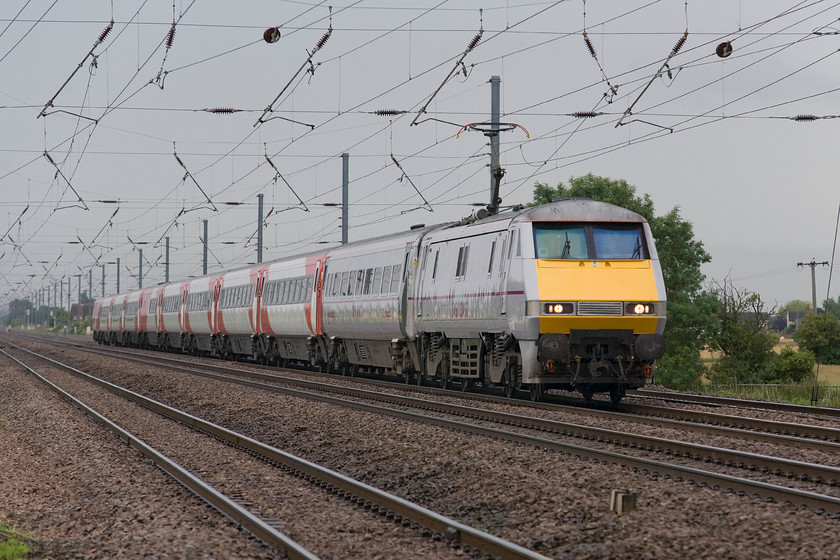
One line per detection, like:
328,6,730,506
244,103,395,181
630,388,840,419
19,340,840,514
0,348,320,560
4,342,551,560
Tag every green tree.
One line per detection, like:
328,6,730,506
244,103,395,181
768,347,815,383
793,312,840,364
532,173,714,389
821,296,840,320
777,300,811,315
706,279,777,384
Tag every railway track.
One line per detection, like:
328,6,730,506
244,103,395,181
44,335,840,454
16,334,840,515
629,388,840,419
1,341,549,560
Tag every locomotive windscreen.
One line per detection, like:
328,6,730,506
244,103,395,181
534,223,648,260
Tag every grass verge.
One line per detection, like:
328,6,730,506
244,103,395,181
0,525,31,560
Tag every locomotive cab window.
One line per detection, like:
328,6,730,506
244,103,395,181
534,223,647,260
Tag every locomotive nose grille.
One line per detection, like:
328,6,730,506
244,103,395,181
578,301,623,316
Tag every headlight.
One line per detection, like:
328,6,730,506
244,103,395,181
626,303,655,315
543,302,574,315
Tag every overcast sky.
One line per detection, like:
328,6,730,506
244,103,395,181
2,0,839,311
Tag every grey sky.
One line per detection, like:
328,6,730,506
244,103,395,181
2,0,839,310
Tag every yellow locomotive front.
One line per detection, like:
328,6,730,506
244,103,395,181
513,199,666,402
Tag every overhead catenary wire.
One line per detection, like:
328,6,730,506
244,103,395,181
42,151,89,211
37,19,114,118
410,10,484,126
390,154,433,213
264,147,310,213
254,6,334,127
173,143,218,212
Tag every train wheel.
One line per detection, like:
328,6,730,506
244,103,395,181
460,379,473,392
609,385,625,405
529,383,544,402
581,386,594,402
439,374,450,390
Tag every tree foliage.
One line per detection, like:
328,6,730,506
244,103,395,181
532,173,713,389
777,300,811,315
794,313,840,364
767,347,815,383
706,279,778,384
821,296,840,320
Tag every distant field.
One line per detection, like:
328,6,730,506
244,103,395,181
818,364,840,385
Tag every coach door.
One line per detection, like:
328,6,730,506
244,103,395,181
310,260,321,334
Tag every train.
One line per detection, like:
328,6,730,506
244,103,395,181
92,198,667,403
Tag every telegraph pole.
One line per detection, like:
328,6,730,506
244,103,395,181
257,193,264,263
203,219,208,275
341,153,349,244
798,258,829,312
489,75,501,205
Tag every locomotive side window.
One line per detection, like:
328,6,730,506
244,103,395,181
533,223,647,260
455,245,469,280
487,241,496,274
431,250,439,282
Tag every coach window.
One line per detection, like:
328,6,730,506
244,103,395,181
339,271,348,297
347,271,356,297
355,270,364,295
372,267,382,294
381,266,392,294
363,268,374,295
390,264,402,292
291,279,298,303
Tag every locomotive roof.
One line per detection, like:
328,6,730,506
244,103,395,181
511,198,648,224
